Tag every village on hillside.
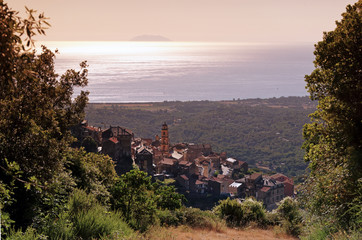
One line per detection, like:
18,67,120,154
73,121,295,211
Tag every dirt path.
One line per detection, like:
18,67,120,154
144,226,297,240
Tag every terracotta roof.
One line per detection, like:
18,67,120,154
84,125,100,132
180,174,189,181
209,178,222,184
109,137,118,144
195,180,206,185
142,138,153,145
239,160,247,165
250,173,262,180
261,186,271,192
161,158,176,166
179,160,188,166
270,173,293,183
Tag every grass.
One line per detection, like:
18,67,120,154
135,225,297,240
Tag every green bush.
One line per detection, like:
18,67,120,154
69,189,134,239
41,212,74,240
276,197,303,236
156,209,180,227
179,207,225,231
39,189,134,239
214,198,267,227
213,198,244,226
7,228,45,240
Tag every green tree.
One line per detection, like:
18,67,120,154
303,0,362,230
64,148,117,203
81,136,98,153
154,184,185,211
0,1,88,228
111,169,157,231
110,169,185,231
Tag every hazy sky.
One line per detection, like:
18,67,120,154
8,0,357,42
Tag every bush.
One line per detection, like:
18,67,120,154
41,212,74,240
68,189,134,239
7,228,45,240
178,207,225,232
214,198,267,227
276,197,303,236
41,189,134,239
156,209,180,227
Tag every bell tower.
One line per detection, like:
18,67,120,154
161,122,169,154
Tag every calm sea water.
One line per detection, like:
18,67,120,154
39,41,315,103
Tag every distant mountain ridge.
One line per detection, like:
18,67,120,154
130,34,171,41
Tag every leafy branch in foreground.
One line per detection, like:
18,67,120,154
0,1,88,229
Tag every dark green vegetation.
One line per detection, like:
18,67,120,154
302,0,362,237
214,197,303,237
86,97,316,177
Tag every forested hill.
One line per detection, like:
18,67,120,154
85,96,317,177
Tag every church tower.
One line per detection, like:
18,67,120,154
161,122,169,154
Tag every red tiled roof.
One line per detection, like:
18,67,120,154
179,160,188,166
250,173,262,180
109,137,118,144
270,173,293,184
161,158,176,166
180,174,189,181
84,125,99,132
261,186,271,192
195,180,206,185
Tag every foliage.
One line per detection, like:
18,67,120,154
69,189,133,240
31,189,134,240
276,197,303,236
302,0,362,231
213,198,267,227
177,207,225,231
154,184,185,211
111,169,157,231
81,136,98,153
0,1,89,229
6,227,45,240
64,148,118,204
111,170,185,232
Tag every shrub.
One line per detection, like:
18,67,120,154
179,207,225,232
240,198,267,226
276,197,303,236
156,209,180,227
214,198,267,227
213,198,243,226
6,227,45,240
73,206,132,239
43,188,133,239
41,211,74,240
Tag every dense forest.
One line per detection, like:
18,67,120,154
86,96,317,177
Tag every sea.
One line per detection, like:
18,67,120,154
38,41,315,103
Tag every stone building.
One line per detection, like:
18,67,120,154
101,126,134,175
135,146,154,175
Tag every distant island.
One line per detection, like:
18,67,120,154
130,34,171,41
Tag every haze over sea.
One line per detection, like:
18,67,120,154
39,41,315,103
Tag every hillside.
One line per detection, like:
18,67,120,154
85,96,317,177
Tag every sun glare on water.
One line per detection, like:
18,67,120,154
35,41,262,57
36,41,220,56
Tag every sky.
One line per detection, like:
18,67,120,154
8,0,357,42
